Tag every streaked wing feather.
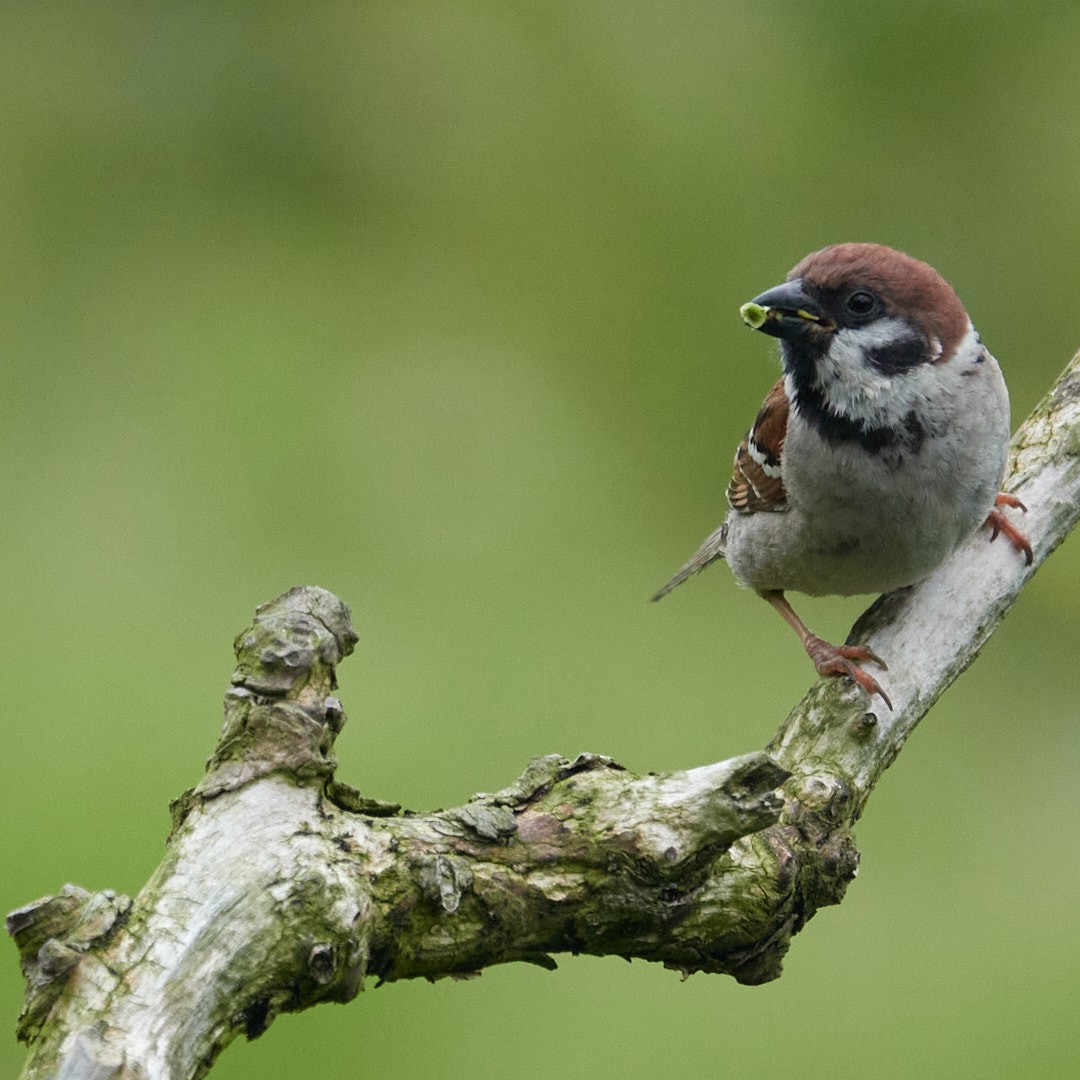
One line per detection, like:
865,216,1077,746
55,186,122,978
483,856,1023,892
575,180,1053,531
726,379,789,514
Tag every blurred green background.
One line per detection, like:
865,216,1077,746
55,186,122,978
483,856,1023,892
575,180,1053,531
2,2,1078,1077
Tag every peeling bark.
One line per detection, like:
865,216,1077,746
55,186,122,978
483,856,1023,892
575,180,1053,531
7,353,1080,1080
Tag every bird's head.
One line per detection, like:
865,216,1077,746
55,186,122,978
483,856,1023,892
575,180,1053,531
740,243,977,442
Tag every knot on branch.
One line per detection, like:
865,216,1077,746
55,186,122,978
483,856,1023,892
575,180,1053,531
231,585,357,697
172,587,359,827
584,753,790,878
776,774,860,916
5,885,131,1043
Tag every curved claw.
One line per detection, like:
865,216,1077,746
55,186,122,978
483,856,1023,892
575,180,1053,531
834,643,888,671
804,636,893,710
985,502,1033,566
835,658,894,712
994,492,1027,513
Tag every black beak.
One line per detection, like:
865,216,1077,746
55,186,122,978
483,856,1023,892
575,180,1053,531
740,279,833,340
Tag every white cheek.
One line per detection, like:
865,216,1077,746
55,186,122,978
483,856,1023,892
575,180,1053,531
810,320,982,429
833,318,916,355
812,319,913,420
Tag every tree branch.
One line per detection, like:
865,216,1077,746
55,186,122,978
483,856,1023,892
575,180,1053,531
8,353,1080,1080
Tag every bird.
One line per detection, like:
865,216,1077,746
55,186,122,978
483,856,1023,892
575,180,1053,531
652,242,1032,708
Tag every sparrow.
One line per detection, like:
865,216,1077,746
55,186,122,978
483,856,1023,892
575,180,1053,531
652,243,1032,708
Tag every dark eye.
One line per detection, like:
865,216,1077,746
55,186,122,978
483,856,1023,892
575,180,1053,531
845,290,877,316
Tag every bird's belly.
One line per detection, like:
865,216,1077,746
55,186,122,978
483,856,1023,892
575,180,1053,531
721,507,959,600
723,492,987,597
728,404,1007,596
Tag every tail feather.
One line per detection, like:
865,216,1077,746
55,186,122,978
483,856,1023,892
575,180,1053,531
650,523,728,602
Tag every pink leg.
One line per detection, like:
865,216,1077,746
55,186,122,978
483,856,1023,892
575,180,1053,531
760,589,892,710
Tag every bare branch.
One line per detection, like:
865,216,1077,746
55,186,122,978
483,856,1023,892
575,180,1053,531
8,354,1079,1080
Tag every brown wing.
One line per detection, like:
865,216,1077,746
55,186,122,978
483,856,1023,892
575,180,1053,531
651,380,791,602
726,378,789,514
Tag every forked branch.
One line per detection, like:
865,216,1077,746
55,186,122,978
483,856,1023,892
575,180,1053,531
8,353,1080,1080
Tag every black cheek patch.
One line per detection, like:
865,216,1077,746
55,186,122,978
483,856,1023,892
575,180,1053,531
865,335,933,373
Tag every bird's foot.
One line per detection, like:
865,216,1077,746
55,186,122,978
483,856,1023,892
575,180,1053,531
985,492,1032,565
803,636,893,710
